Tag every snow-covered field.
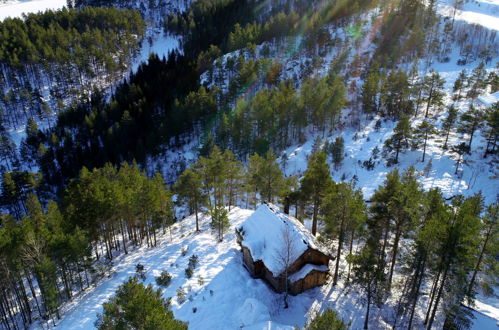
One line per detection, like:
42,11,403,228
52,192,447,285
0,0,66,21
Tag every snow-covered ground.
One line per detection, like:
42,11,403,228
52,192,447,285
437,0,499,31
0,0,66,21
39,206,498,329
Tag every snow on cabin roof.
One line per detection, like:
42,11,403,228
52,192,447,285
289,264,329,283
236,203,328,276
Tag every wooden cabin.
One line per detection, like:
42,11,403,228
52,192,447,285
236,203,331,295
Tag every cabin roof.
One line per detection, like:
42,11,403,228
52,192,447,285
236,203,329,276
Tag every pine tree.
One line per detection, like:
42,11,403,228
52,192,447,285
413,120,437,162
307,309,348,330
466,62,487,99
321,182,366,286
451,142,469,175
458,104,484,151
247,149,285,203
361,64,380,115
442,105,458,149
384,116,412,164
452,70,467,101
421,70,445,118
300,152,333,236
175,168,206,231
425,195,482,329
484,102,499,157
95,277,187,329
210,206,229,242
351,245,385,330
330,137,345,170
466,202,498,300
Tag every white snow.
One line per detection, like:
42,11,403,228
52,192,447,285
235,298,271,327
31,205,497,330
0,0,66,21
437,0,499,31
237,203,327,276
289,264,329,283
478,91,499,107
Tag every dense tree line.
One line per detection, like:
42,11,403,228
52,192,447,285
0,7,145,129
215,73,346,156
1,140,497,329
0,162,174,328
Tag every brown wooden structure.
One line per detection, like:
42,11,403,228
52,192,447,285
236,204,331,295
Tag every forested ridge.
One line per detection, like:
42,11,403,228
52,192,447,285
0,0,498,328
0,7,145,130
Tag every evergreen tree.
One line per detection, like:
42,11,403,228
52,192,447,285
421,70,445,118
466,202,498,300
442,105,458,149
484,102,499,157
384,116,412,164
452,70,467,101
330,137,345,170
300,152,333,236
458,104,484,151
307,309,349,330
321,182,366,286
175,168,206,231
361,64,380,115
95,277,187,329
210,205,229,242
351,245,385,330
413,120,437,162
247,149,285,203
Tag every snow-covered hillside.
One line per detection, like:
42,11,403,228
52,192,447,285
42,206,497,329
0,0,66,21
437,0,499,31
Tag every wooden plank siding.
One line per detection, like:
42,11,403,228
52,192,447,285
237,235,331,295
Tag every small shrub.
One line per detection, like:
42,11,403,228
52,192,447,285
135,263,146,281
185,267,194,278
307,309,349,329
177,287,186,304
155,270,172,287
188,254,199,269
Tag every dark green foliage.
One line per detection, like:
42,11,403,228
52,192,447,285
330,137,345,170
210,206,230,242
458,104,485,151
484,102,499,157
383,116,412,164
421,70,445,118
189,255,199,269
247,149,286,203
95,277,187,330
0,8,145,128
442,105,459,149
307,308,349,330
155,271,172,287
412,120,437,162
185,267,194,279
300,152,333,236
174,168,206,231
